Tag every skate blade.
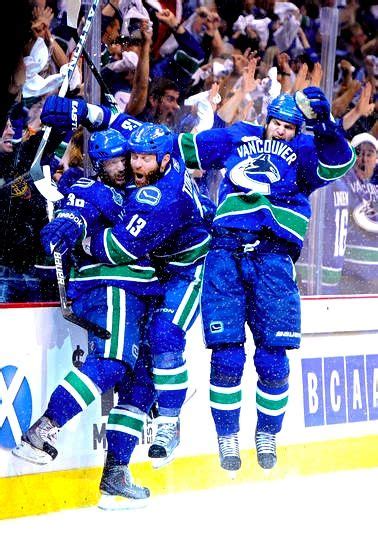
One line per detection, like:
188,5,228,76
12,441,53,465
98,494,149,511
150,451,176,469
228,470,238,480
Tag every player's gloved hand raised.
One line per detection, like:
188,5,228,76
41,209,85,256
294,86,331,123
41,95,88,130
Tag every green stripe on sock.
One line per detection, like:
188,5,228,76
210,389,242,405
107,412,144,433
64,371,96,406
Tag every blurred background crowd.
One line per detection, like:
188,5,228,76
0,0,377,303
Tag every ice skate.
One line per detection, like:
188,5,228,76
98,459,150,510
217,432,241,476
255,431,277,469
12,416,59,465
148,416,180,469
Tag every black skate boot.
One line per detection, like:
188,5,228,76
98,455,150,510
217,432,241,473
12,415,59,465
255,430,277,469
148,416,180,469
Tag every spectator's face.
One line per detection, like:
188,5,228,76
157,90,180,124
266,118,297,141
130,152,170,187
0,120,15,154
102,156,126,187
355,143,377,181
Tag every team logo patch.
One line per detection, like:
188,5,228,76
210,321,224,333
136,186,161,206
230,155,281,193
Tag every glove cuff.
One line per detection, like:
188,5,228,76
83,105,112,132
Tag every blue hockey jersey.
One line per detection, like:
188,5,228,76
58,176,161,299
176,122,355,258
89,155,211,273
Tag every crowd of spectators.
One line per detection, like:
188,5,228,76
0,0,377,302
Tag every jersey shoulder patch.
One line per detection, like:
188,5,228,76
136,186,162,206
71,178,96,189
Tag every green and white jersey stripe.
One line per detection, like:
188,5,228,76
210,384,242,410
60,368,100,411
106,407,145,439
104,286,126,360
173,264,203,330
103,228,138,264
154,236,211,267
178,133,202,170
256,386,289,417
152,364,189,391
71,262,158,283
215,192,309,241
317,146,356,181
345,244,378,265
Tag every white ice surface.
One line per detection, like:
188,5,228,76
1,468,376,539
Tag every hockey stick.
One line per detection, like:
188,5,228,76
66,0,120,113
53,246,111,339
29,0,101,200
81,47,121,113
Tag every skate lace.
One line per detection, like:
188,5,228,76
255,432,276,455
218,433,239,457
153,423,177,446
40,418,59,444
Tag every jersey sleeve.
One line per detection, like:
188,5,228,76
175,127,233,170
313,122,356,183
62,179,124,229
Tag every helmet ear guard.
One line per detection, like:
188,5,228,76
266,94,305,130
128,122,173,163
88,128,128,171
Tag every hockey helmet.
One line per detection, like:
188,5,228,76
128,123,173,163
88,128,128,170
266,94,304,128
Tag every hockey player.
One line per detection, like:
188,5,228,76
40,97,214,467
173,87,355,471
13,129,160,510
82,123,212,468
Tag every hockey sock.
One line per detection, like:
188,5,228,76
106,405,146,464
210,344,245,436
254,346,289,433
45,357,128,427
152,352,188,417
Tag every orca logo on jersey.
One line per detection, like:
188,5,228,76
230,155,280,194
353,200,378,233
136,186,161,206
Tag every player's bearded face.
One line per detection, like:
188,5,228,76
130,152,163,187
101,156,127,187
266,118,297,141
